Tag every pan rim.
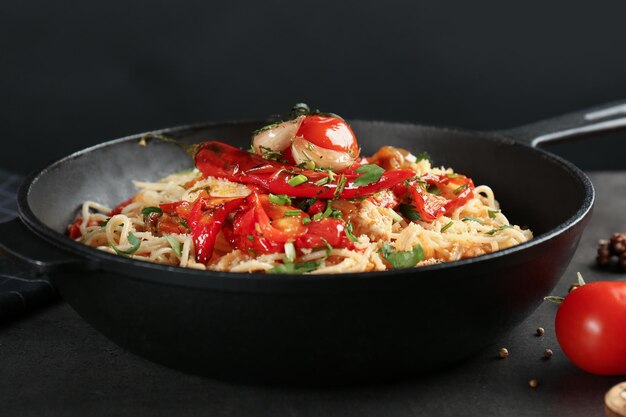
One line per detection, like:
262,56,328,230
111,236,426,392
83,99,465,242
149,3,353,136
16,118,595,285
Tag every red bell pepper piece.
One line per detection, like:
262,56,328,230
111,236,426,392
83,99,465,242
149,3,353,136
423,173,475,214
186,196,245,264
160,200,193,218
294,218,354,250
406,180,448,221
399,173,475,222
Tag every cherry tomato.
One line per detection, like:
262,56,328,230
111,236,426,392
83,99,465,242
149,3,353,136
296,115,359,157
555,281,626,375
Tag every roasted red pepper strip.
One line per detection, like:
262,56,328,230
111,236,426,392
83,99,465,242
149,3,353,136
222,193,307,254
186,197,245,264
195,142,283,177
423,173,475,214
255,170,415,199
223,202,284,255
251,193,307,243
194,141,415,199
160,200,193,218
398,173,475,222
295,218,354,250
406,180,448,221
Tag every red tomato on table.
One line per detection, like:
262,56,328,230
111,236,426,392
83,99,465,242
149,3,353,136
555,281,626,375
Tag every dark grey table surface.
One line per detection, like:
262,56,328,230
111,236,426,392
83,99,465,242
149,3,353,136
1,171,625,417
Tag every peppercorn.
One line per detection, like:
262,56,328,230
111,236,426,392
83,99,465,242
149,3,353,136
536,327,545,336
612,233,626,255
597,241,612,266
529,379,538,388
596,233,626,271
498,347,509,358
543,348,553,359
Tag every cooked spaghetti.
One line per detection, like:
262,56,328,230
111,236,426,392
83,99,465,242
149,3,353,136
68,105,532,274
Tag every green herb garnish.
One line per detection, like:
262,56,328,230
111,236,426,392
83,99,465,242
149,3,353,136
141,207,163,216
462,216,484,224
345,222,359,242
485,225,514,235
378,242,424,269
399,204,421,222
334,174,347,197
288,174,308,187
164,235,182,257
426,183,441,195
319,237,333,256
179,220,192,232
314,177,329,186
269,194,292,206
258,146,284,161
302,217,312,225
314,167,336,182
440,221,454,232
110,232,141,256
300,198,317,212
246,235,255,242
353,164,385,186
99,219,110,227
453,183,468,195
415,152,431,162
267,261,321,274
488,210,500,219
284,210,302,217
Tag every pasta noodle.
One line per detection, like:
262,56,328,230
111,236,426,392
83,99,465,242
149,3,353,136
70,155,532,274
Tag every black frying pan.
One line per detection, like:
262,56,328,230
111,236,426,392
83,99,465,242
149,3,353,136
1,101,625,385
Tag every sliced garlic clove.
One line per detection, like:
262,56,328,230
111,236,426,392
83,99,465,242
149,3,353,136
291,136,355,172
252,115,305,155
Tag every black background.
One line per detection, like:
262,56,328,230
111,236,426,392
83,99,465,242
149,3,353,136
2,1,626,174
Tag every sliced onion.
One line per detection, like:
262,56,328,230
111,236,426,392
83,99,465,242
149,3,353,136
291,136,355,172
252,115,305,155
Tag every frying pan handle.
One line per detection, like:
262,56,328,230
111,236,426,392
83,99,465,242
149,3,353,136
497,100,626,147
0,218,85,275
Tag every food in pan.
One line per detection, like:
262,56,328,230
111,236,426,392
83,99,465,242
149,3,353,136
67,104,533,274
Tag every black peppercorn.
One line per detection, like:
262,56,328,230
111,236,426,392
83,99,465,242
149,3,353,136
596,234,626,271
